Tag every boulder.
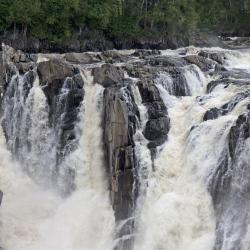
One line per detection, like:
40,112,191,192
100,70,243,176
144,117,169,141
229,111,250,159
37,59,75,85
138,80,170,152
204,107,223,121
93,64,124,87
0,190,3,205
101,50,126,63
65,52,102,64
198,51,227,64
103,85,139,248
132,49,161,58
184,55,215,71
149,56,186,67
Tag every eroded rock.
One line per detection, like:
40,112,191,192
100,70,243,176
93,64,124,87
65,52,102,64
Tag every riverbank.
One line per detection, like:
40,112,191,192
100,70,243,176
0,31,226,53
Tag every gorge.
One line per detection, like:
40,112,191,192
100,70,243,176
0,41,249,250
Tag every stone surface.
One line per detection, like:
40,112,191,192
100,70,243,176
103,85,138,220
37,59,75,85
138,80,170,154
198,51,227,64
93,64,124,87
103,84,139,249
0,190,3,206
184,55,215,71
65,52,102,64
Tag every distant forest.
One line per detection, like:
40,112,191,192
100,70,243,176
0,0,250,42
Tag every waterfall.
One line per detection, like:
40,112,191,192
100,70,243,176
0,45,250,250
134,96,216,250
134,48,250,250
0,69,115,250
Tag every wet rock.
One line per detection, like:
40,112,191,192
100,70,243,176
204,91,250,121
147,101,167,119
214,63,227,72
103,84,139,249
65,52,102,64
132,49,160,58
101,50,128,63
37,59,75,85
165,67,191,96
184,55,215,71
93,64,124,88
54,75,85,161
138,80,162,102
36,58,84,163
198,51,227,64
229,111,250,160
204,107,224,121
138,80,170,152
144,117,169,141
0,51,4,109
0,190,3,206
149,56,186,67
16,62,34,74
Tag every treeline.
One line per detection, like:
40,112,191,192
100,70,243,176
0,0,250,43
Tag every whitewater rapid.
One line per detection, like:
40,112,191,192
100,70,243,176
134,49,250,250
0,47,250,250
0,70,115,250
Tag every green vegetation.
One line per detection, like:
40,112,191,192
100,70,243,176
1,0,250,42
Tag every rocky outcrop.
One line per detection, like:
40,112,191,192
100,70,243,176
37,59,75,85
1,44,85,172
103,83,139,249
0,31,226,53
0,190,2,250
93,64,124,88
0,190,3,206
65,52,102,64
204,90,250,121
138,80,170,155
209,109,250,250
229,110,250,160
184,55,215,71
205,74,250,250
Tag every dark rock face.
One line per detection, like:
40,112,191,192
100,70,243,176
198,51,227,65
37,59,85,163
204,91,250,121
1,45,85,183
0,190,3,206
65,52,102,64
149,56,186,68
93,64,124,88
138,80,170,153
0,31,226,53
184,55,215,71
203,107,223,121
132,49,161,59
208,110,250,250
53,74,85,162
204,72,250,250
37,59,75,85
229,111,250,160
103,84,139,249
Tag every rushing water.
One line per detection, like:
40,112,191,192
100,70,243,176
0,69,115,250
0,47,250,250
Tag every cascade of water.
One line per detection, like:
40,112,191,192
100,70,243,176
0,69,115,250
2,71,56,185
134,95,216,250
1,46,250,250
134,48,250,250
